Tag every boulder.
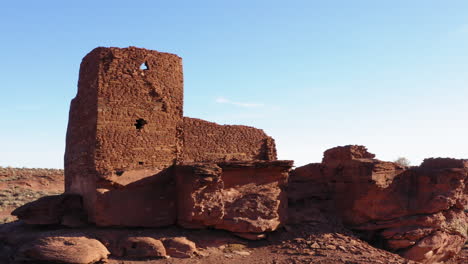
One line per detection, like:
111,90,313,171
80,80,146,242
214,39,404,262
401,231,466,263
162,237,197,258
16,236,109,264
115,236,166,259
176,160,292,237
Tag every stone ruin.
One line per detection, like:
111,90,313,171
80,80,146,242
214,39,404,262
64,46,290,238
9,47,467,263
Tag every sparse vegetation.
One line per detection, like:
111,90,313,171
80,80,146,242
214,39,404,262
0,167,64,224
0,167,63,182
0,187,60,210
394,157,411,167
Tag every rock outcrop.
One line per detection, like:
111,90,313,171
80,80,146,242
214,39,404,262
114,236,167,259
176,161,291,235
289,145,468,263
162,237,197,258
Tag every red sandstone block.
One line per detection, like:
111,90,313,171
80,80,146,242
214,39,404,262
176,160,293,234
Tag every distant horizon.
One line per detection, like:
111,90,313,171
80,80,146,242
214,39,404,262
1,1,467,169
0,141,464,169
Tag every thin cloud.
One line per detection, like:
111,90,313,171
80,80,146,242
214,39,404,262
215,96,264,108
456,24,468,34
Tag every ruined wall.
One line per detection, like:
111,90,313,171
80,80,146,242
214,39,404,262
179,117,277,162
65,47,183,224
65,46,282,227
94,47,183,175
64,48,100,200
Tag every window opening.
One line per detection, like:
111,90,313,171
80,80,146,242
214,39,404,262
140,62,149,70
135,118,148,130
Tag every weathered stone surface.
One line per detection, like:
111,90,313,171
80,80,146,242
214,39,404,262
322,144,375,164
287,162,332,225
16,236,109,264
11,194,86,227
162,237,197,258
401,231,466,263
92,168,176,227
64,47,282,228
65,47,184,227
115,236,167,259
176,160,292,237
420,157,468,169
290,145,467,263
180,117,277,162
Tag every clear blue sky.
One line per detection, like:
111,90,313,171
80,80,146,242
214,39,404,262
1,0,467,168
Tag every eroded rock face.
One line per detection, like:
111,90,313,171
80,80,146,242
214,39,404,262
93,168,177,227
16,236,110,264
290,145,467,263
176,161,292,236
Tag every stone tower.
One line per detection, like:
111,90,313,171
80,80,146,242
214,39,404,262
65,47,183,225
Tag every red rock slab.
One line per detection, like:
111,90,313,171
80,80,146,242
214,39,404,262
176,160,292,237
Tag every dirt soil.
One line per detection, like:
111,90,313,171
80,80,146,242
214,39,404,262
0,167,466,264
0,167,63,224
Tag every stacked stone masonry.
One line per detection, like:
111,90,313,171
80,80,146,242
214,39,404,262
180,117,277,163
64,46,290,234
